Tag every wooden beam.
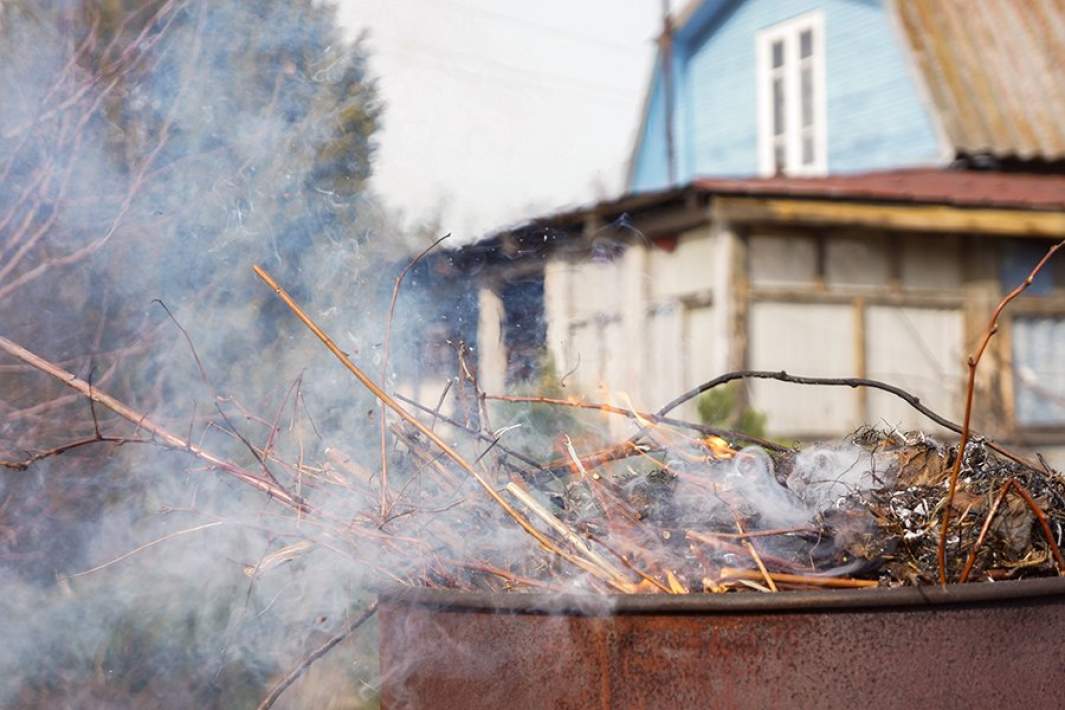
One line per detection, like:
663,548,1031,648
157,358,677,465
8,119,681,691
729,227,750,373
627,204,709,237
960,237,1007,435
715,196,1065,237
748,286,964,309
853,296,867,422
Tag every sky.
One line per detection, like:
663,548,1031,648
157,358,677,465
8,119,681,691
336,0,663,241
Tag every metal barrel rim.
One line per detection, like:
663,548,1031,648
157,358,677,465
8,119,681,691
377,575,1065,615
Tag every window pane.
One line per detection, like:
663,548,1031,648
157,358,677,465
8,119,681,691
773,140,786,173
801,65,813,128
1014,316,1065,425
1001,240,1059,295
772,77,785,136
772,40,784,69
800,29,813,59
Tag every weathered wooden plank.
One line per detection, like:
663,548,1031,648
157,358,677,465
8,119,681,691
716,196,1065,236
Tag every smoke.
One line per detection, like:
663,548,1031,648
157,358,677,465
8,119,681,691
664,443,895,534
0,2,919,706
0,0,438,705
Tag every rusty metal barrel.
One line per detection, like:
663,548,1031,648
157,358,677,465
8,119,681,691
378,577,1065,709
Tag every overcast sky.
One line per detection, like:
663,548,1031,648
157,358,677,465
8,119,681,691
336,0,662,241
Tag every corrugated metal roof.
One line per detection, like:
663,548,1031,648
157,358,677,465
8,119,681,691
694,168,1065,210
894,0,1065,161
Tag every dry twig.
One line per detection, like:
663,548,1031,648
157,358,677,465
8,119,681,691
938,239,1065,584
256,601,379,710
378,233,451,517
252,265,634,591
487,393,790,452
717,568,878,589
0,335,307,511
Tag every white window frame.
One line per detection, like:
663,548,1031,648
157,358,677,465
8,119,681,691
756,11,827,177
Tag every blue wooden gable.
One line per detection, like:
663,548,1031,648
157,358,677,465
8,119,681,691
629,0,943,192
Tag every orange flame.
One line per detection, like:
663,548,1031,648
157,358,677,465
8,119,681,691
702,435,735,459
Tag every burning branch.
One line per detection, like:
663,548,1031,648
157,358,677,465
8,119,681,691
487,393,790,452
505,481,630,587
716,568,878,590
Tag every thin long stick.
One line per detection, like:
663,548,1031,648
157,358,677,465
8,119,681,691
453,559,562,591
504,481,625,583
586,533,673,594
1,433,150,470
487,393,790,452
1008,480,1065,575
393,391,549,473
685,530,806,571
646,370,1037,470
0,335,305,511
379,234,451,517
717,568,878,589
256,601,379,710
71,521,224,578
958,480,1014,583
938,239,1065,584
693,526,817,540
733,516,777,592
252,266,632,591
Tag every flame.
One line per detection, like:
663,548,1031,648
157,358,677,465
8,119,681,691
614,389,737,462
665,569,689,594
616,391,653,428
702,435,735,459
629,578,663,593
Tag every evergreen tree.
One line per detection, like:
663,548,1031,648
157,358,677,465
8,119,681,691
0,2,388,704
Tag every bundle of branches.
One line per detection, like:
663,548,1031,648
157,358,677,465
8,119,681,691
4,253,1065,599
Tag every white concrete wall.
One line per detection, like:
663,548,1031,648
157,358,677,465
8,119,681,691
476,286,506,396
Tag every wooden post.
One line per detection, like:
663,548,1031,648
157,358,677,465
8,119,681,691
961,235,1006,437
853,295,868,423
729,226,751,395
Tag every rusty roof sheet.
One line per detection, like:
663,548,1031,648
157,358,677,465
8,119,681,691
694,168,1065,211
895,0,1065,161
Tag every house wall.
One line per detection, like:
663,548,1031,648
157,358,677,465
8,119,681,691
482,219,1065,471
536,224,972,439
477,286,506,396
629,57,672,191
745,229,966,437
540,226,732,426
630,0,942,191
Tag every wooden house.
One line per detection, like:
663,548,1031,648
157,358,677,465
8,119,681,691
409,0,1065,463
